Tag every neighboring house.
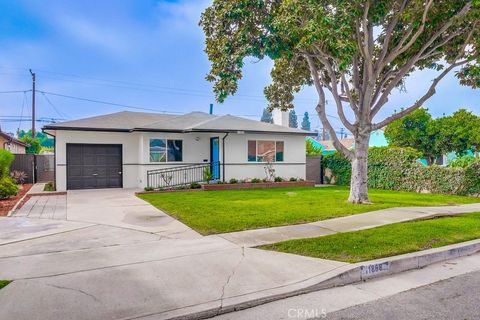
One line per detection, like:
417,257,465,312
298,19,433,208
43,111,312,191
308,129,388,155
0,131,29,154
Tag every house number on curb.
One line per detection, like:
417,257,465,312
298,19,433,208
360,262,390,277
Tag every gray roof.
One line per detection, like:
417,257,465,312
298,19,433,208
44,111,313,136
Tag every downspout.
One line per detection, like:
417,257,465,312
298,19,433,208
222,132,229,182
53,135,56,189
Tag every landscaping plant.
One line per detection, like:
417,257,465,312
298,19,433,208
9,170,27,184
202,167,214,183
43,181,55,192
200,0,480,203
323,147,480,196
0,150,18,199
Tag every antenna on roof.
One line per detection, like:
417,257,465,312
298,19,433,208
209,103,213,115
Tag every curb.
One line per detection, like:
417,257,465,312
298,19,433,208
166,239,480,320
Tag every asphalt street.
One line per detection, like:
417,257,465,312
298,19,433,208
325,270,480,320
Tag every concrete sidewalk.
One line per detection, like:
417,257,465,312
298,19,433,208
217,203,480,247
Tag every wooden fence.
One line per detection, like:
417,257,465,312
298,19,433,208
10,154,54,184
306,156,324,184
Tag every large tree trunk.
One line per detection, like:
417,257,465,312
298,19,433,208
348,134,370,204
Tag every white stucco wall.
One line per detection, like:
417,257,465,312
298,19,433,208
223,133,306,181
54,130,306,191
55,130,141,191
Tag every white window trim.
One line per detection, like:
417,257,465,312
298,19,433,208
247,139,284,163
149,138,183,163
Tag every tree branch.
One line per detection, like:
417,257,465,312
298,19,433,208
371,59,471,130
371,3,472,118
312,48,356,132
305,54,354,161
381,0,434,69
341,73,360,117
375,0,409,71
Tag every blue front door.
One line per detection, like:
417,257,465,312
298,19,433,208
210,137,220,180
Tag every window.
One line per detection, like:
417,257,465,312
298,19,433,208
150,139,183,162
167,140,183,162
150,139,166,162
247,140,284,162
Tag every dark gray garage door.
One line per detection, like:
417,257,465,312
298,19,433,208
67,144,123,190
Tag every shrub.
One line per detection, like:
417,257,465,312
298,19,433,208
190,182,201,189
43,181,55,191
0,177,18,199
289,177,298,182
251,178,261,183
0,150,14,178
229,178,238,184
144,186,154,192
10,170,28,184
322,147,480,196
274,177,284,182
448,155,479,168
203,167,213,183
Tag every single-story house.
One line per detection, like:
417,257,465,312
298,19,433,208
43,111,312,191
0,131,29,154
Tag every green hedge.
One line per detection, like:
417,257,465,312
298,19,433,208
322,147,480,196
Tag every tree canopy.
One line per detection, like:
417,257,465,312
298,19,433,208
385,108,480,163
260,108,273,123
301,111,311,131
18,130,54,148
200,0,480,203
289,109,298,128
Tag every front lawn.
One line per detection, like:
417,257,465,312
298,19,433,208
0,280,11,290
260,212,480,263
138,186,480,235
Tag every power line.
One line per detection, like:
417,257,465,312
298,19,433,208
5,68,318,103
17,92,27,133
0,90,31,94
41,92,68,119
38,90,185,114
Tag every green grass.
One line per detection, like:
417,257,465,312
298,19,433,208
260,212,480,263
0,280,11,290
138,186,480,235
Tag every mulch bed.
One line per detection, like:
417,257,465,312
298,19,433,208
0,184,33,216
202,180,315,190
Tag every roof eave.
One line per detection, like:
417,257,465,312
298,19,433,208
42,125,315,136
42,126,131,133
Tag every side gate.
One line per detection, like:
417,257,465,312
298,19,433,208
10,154,54,183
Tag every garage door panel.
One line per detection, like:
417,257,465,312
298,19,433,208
67,144,122,190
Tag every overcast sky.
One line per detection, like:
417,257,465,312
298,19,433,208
0,0,478,136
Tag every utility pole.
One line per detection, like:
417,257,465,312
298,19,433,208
29,69,36,138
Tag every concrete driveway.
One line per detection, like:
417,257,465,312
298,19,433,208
0,188,346,320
